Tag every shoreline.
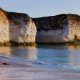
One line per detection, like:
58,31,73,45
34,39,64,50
0,65,80,80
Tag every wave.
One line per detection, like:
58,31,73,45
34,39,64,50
0,54,80,72
0,54,49,67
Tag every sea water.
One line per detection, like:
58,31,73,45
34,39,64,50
0,45,80,71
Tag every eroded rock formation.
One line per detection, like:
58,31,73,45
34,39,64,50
0,8,80,45
33,14,80,44
0,8,36,45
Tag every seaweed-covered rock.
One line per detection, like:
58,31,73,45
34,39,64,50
0,8,36,45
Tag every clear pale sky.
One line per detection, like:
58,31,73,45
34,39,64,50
0,0,80,17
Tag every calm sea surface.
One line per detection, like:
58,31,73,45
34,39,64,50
0,45,80,71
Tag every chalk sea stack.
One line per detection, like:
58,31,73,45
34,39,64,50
33,14,80,44
0,8,36,46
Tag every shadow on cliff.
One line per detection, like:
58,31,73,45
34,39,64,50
33,14,80,46
33,14,69,45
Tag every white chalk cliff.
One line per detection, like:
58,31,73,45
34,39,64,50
33,14,80,43
0,8,80,45
0,8,36,44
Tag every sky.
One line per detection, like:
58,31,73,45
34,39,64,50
0,0,80,17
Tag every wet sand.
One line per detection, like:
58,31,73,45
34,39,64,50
0,65,80,80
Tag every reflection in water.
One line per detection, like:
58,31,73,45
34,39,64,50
37,45,80,66
0,46,80,68
11,47,38,60
0,47,38,60
37,48,69,64
0,46,80,80
0,47,11,56
67,46,80,68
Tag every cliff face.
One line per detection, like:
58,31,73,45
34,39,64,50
0,8,9,43
33,14,80,43
67,14,80,41
0,8,36,45
0,8,80,45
